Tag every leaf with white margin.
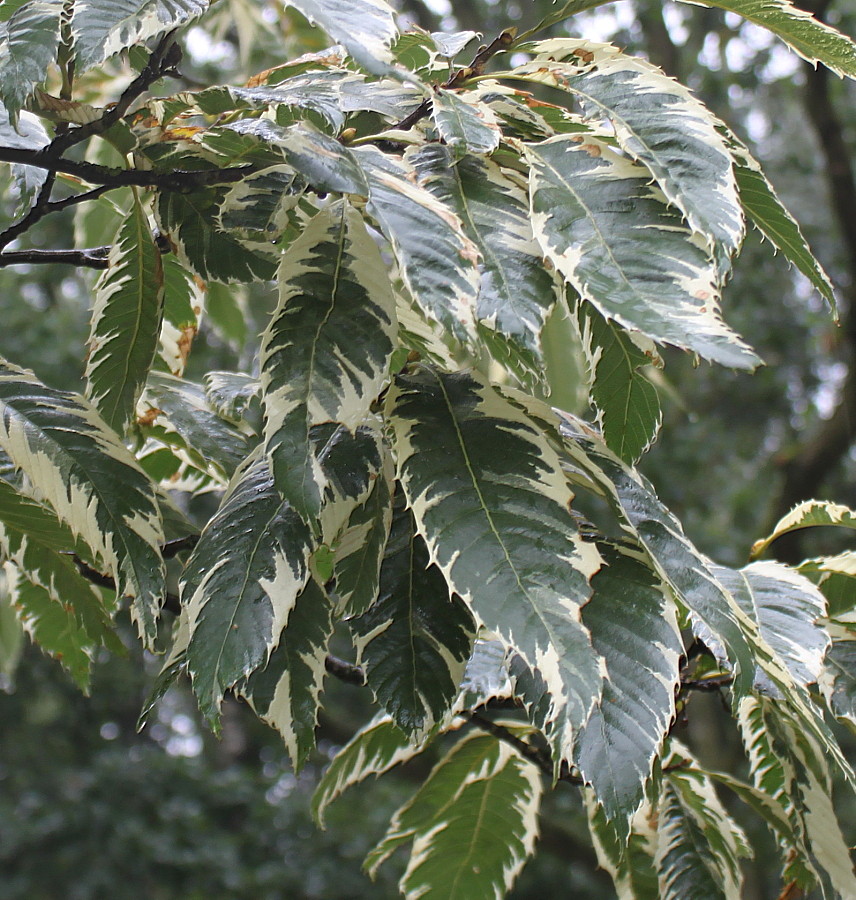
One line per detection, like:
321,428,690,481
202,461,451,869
0,476,87,556
656,742,752,900
158,254,205,378
237,578,335,770
284,0,397,74
575,542,682,839
352,498,476,741
713,560,828,688
431,89,501,156
85,194,164,434
354,146,480,345
0,106,49,210
676,0,856,79
730,137,836,312
203,371,260,425
182,454,314,724
738,694,856,898
366,729,543,899
818,641,856,731
408,143,562,377
430,30,479,58
312,714,430,827
260,201,396,523
798,551,856,619
71,0,208,71
751,499,856,560
510,41,743,254
387,366,603,764
217,166,306,242
0,0,62,122
525,134,759,369
0,360,164,646
577,301,661,464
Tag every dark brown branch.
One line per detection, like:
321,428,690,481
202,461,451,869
0,247,110,268
324,654,366,685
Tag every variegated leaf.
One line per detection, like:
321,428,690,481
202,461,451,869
819,641,856,731
430,30,479,58
0,106,49,210
71,0,208,71
0,0,63,121
333,444,394,618
203,371,260,426
138,372,252,482
577,301,662,463
0,360,164,645
678,0,856,78
431,89,501,156
182,454,314,724
312,713,429,827
260,201,396,523
217,166,305,242
751,499,856,559
713,560,828,687
738,694,856,897
238,578,335,770
366,729,543,899
284,0,397,73
387,366,603,762
0,572,24,683
512,41,743,254
352,498,476,741
0,476,86,556
798,551,856,619
85,194,164,434
730,138,836,311
138,607,190,730
408,143,561,377
354,146,481,344
525,135,760,369
158,255,205,377
656,742,752,900
575,543,682,837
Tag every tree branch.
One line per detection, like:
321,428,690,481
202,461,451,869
0,247,110,268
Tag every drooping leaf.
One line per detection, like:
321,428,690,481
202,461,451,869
511,41,743,254
713,560,829,687
85,193,164,434
819,641,856,731
798,551,856,619
71,0,208,71
0,573,24,683
238,578,335,770
203,371,260,426
0,0,63,121
260,201,396,522
312,714,429,827
577,301,662,463
0,476,85,555
284,0,397,73
387,366,603,762
158,254,205,377
575,543,682,838
0,360,164,645
366,730,543,899
182,454,314,724
355,146,481,344
431,89,501,156
751,499,856,559
0,106,49,210
408,143,561,377
352,498,476,741
525,134,759,369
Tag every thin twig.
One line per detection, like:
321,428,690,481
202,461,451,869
46,183,119,214
0,171,56,251
0,247,110,268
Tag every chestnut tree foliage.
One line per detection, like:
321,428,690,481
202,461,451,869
0,0,856,896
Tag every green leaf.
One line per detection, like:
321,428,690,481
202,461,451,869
0,106,49,210
0,0,63,121
575,543,682,838
238,578,335,770
203,371,260,426
217,165,306,242
283,0,397,73
156,186,277,283
0,360,164,645
525,134,759,369
731,138,836,312
431,89,501,156
260,201,396,523
798,551,856,619
713,560,828,687
85,194,164,434
312,714,428,827
511,42,743,254
182,454,314,724
71,0,208,71
408,143,561,377
387,366,603,762
819,640,856,731
352,498,476,741
0,476,86,555
577,301,662,463
676,0,856,78
751,499,856,559
159,255,205,377
355,146,481,344
367,730,543,899
0,575,24,683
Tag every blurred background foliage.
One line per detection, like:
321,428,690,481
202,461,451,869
0,0,855,897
